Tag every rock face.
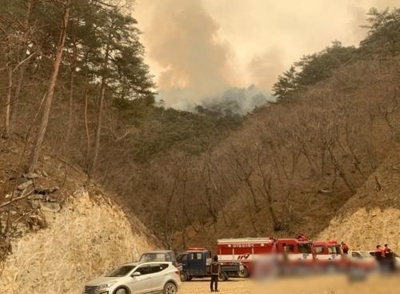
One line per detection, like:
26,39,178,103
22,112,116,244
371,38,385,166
318,207,400,250
0,189,155,294
318,151,400,251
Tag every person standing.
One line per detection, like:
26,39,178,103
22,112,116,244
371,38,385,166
210,255,221,292
374,245,385,272
341,242,349,254
384,244,395,272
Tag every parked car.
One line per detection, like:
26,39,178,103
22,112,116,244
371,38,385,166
348,250,375,260
138,250,182,271
83,261,181,294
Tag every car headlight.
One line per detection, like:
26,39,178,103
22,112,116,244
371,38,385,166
96,282,117,289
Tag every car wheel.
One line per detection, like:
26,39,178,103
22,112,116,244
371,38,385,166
114,287,130,294
238,266,249,278
180,271,188,281
163,282,177,294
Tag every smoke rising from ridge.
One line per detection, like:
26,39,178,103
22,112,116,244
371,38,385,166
143,0,236,109
136,0,400,113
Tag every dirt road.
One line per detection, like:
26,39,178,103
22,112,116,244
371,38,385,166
179,274,399,294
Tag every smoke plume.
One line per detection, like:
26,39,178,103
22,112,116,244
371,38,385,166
137,0,400,114
247,47,286,91
144,0,235,108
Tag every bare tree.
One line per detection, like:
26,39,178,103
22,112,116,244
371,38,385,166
28,0,72,173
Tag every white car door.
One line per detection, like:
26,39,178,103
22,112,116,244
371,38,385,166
127,265,153,294
148,263,169,292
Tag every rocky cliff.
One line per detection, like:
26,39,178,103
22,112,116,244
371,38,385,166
0,189,156,294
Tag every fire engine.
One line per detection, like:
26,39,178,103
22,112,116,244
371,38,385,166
216,237,376,278
217,237,314,277
312,240,342,260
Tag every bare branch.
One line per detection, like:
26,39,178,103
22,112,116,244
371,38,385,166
13,52,38,73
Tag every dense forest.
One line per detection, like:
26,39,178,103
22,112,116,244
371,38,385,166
1,1,400,250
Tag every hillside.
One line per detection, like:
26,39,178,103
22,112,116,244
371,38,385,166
318,147,400,251
0,138,157,293
171,55,400,250
2,0,400,274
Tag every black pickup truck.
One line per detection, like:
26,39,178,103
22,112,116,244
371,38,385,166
176,247,242,281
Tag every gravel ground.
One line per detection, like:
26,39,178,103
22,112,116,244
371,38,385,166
179,274,399,294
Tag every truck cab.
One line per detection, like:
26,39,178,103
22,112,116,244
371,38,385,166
312,240,342,260
176,247,241,281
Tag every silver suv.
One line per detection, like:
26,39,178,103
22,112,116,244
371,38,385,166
84,261,181,294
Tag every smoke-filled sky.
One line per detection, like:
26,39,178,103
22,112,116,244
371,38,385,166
134,0,398,108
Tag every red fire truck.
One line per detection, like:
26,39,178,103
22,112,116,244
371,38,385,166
313,240,342,261
217,237,376,278
217,237,315,277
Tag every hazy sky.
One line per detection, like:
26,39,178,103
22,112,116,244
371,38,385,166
134,0,398,107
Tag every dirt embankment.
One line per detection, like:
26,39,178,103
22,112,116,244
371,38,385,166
0,189,156,294
318,150,400,251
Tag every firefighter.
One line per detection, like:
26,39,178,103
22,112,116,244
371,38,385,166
210,255,221,292
384,244,396,272
374,245,385,272
282,243,289,263
341,242,349,254
297,233,307,241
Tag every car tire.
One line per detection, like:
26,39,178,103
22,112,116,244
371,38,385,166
180,271,188,281
238,266,249,278
163,282,177,294
113,287,130,294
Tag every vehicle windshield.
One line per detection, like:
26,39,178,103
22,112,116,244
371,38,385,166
328,245,341,255
139,253,168,262
298,243,312,254
359,251,372,258
106,265,135,277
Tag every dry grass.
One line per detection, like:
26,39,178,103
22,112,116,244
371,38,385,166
318,150,400,251
318,207,400,252
0,189,155,294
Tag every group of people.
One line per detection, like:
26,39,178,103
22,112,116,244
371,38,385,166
375,244,396,272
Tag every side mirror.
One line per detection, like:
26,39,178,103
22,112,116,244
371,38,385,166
132,272,141,277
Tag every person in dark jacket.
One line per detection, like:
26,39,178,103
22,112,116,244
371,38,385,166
210,255,221,292
374,245,386,272
384,244,396,272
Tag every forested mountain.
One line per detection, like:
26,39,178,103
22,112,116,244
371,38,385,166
2,2,400,252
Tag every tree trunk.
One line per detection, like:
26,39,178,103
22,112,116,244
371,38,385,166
9,66,25,134
4,67,13,138
28,2,71,173
65,30,78,145
84,90,91,171
88,68,107,180
88,36,111,181
9,0,36,135
66,68,74,143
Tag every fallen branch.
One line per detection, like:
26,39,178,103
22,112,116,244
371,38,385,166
0,188,34,208
12,211,32,224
